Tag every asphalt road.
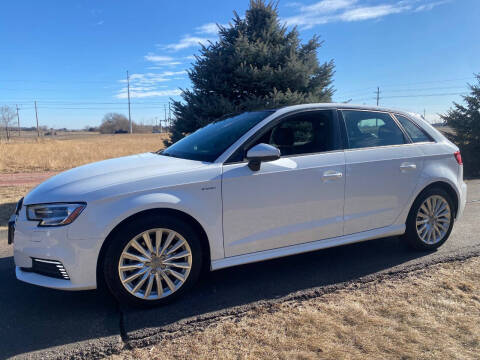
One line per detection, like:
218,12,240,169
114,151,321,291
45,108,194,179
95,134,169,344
1,180,479,359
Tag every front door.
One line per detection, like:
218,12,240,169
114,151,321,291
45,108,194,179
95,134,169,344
222,110,346,257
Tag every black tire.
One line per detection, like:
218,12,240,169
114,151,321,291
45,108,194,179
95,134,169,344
403,187,455,251
103,215,203,307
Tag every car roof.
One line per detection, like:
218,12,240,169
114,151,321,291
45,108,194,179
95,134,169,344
265,102,443,143
273,103,419,118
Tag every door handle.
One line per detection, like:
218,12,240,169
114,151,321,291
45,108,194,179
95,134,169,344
322,170,343,181
400,162,417,171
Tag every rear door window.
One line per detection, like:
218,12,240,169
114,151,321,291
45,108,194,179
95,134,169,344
341,110,406,149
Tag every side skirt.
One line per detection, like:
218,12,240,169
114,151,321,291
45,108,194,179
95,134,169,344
211,224,405,271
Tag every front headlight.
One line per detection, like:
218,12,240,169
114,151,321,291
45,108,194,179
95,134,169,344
26,203,86,227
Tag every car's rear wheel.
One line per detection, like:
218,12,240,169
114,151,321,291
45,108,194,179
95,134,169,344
103,215,203,307
404,187,455,250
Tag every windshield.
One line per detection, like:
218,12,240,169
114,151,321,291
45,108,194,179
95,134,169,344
161,111,274,162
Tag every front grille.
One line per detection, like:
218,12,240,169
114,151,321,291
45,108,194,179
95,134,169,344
22,258,70,280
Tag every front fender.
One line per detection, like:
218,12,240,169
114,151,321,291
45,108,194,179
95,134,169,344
67,182,224,261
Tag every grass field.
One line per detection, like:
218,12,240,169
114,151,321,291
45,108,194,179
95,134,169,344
111,256,480,360
0,133,169,173
0,186,31,228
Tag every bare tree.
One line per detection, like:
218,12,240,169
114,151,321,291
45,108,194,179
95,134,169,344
0,105,16,141
99,112,143,133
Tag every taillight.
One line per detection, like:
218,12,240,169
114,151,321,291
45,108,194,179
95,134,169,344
454,151,463,165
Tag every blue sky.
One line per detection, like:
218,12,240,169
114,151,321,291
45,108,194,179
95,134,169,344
0,0,478,129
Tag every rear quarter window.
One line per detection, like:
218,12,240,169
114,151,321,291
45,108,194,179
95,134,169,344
394,114,432,143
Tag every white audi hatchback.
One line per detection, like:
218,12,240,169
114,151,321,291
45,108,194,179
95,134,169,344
9,104,467,306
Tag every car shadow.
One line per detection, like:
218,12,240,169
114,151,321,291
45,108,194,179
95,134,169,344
0,236,429,358
121,236,429,340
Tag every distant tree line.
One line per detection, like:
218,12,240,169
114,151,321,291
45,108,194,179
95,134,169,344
98,113,157,134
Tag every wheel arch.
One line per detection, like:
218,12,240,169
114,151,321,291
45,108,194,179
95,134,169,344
96,208,211,288
410,180,459,219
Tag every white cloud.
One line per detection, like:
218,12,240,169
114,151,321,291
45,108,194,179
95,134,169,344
115,71,186,98
144,55,173,62
144,54,181,66
160,21,225,52
196,22,220,35
283,0,447,29
301,0,357,13
284,2,304,8
120,71,186,84
414,0,449,12
339,4,406,21
165,35,213,51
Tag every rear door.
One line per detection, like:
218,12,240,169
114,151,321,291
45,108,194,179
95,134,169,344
222,109,346,257
340,109,423,235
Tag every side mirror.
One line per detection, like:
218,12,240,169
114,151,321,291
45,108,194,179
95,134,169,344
246,143,280,171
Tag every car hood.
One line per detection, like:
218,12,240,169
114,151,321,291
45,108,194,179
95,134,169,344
24,153,208,205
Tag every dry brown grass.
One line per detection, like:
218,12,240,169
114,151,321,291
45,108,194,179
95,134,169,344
0,186,31,229
0,133,169,173
111,257,480,360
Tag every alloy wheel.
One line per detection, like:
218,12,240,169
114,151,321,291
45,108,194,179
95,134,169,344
118,228,192,300
415,195,451,245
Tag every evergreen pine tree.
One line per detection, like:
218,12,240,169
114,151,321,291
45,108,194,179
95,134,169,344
441,74,480,177
167,0,335,144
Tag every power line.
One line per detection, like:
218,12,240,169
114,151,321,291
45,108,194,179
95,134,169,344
338,85,467,98
379,76,474,89
381,92,466,99
0,79,119,84
339,76,473,94
33,106,171,110
379,85,466,93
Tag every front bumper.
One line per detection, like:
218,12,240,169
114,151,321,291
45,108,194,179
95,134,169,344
13,215,101,291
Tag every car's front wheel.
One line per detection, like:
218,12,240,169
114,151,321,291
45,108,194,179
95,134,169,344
404,187,455,250
103,215,203,307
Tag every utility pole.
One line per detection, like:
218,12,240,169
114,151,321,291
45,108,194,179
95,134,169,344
164,104,167,129
168,102,172,127
127,70,132,133
16,104,20,137
34,101,40,138
376,87,380,106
